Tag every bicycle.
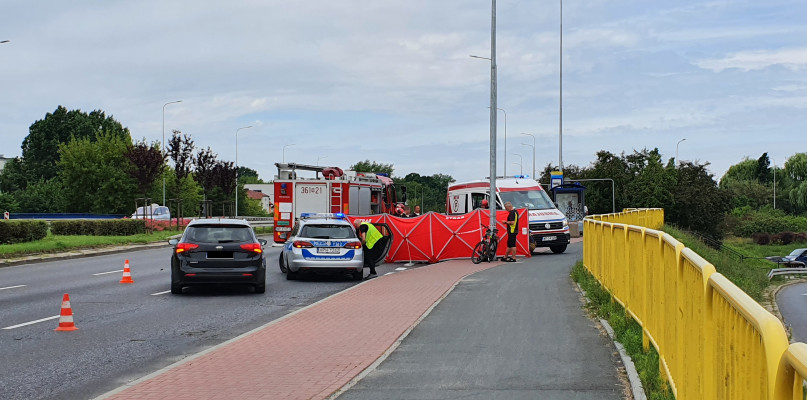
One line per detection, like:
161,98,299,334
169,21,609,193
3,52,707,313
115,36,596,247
471,223,499,264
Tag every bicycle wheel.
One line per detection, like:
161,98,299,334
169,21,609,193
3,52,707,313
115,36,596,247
471,241,487,264
487,239,498,262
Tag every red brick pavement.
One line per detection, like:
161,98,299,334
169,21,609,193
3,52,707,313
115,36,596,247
99,258,512,400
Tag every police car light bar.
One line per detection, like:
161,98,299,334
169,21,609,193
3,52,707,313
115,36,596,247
300,212,346,219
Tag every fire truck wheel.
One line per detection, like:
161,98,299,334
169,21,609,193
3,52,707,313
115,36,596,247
278,253,287,273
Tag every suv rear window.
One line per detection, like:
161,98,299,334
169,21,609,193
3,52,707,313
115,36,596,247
300,224,356,239
184,225,254,243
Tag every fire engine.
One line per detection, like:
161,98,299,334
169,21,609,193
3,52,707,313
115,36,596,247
272,162,406,243
446,176,570,253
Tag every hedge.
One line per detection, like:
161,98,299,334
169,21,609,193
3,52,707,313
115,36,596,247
0,220,49,244
50,219,146,236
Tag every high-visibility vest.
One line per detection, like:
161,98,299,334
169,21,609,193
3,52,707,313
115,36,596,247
361,222,383,249
509,211,518,233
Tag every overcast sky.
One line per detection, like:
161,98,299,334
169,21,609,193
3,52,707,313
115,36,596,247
1,0,805,184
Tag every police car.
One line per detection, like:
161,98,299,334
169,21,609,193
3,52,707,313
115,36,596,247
278,213,366,281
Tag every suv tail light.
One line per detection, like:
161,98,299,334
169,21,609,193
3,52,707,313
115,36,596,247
343,241,362,249
293,241,314,248
240,243,263,253
176,243,199,253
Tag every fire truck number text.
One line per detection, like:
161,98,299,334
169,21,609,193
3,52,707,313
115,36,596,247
299,186,323,195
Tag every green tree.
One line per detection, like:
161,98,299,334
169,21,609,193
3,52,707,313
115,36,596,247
756,152,772,184
58,131,137,214
667,161,731,238
13,178,67,213
22,106,130,183
0,157,26,193
0,192,19,212
719,158,757,187
350,160,394,176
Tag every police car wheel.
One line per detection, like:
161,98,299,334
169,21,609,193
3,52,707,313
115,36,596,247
278,253,287,273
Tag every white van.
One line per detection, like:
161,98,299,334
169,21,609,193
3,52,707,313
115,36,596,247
131,203,171,220
447,177,570,253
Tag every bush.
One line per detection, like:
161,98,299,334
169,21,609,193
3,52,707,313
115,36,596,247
795,233,807,244
780,231,795,245
0,220,48,244
51,219,146,236
727,207,807,237
751,232,771,245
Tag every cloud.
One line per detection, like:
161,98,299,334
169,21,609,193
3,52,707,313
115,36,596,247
695,48,807,72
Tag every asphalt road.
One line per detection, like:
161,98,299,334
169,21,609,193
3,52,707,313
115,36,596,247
338,243,625,400
0,243,409,400
777,282,807,343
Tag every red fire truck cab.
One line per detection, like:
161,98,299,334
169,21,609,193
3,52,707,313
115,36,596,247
273,163,405,243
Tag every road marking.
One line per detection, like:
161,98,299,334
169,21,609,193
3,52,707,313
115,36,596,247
92,270,123,276
0,285,27,291
151,290,171,296
384,272,395,275
2,315,60,330
395,267,407,271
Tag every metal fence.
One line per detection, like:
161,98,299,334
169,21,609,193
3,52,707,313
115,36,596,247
583,209,807,399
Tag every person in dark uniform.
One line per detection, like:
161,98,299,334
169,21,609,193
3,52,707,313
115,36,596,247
503,201,518,262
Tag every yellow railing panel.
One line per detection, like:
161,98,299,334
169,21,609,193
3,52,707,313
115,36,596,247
582,208,806,400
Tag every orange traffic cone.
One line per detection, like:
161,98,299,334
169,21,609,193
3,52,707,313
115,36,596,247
120,259,134,284
55,293,78,332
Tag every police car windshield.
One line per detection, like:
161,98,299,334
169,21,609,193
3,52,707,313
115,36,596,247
499,190,555,210
300,224,356,240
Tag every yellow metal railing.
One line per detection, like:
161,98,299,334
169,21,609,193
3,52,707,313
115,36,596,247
583,209,807,400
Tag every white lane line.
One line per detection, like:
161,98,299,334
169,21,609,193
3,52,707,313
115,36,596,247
395,267,407,271
0,285,27,291
92,270,123,276
151,290,171,296
384,272,395,275
2,315,60,330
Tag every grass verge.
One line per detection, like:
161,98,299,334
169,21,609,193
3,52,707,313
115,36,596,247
571,261,675,400
0,230,181,257
1,226,274,258
662,225,775,301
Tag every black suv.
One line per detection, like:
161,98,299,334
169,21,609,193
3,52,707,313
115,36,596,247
169,219,267,294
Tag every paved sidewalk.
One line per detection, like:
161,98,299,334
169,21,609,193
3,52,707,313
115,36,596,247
98,258,512,400
96,237,616,400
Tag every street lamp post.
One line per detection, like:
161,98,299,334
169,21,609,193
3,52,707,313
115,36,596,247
771,157,776,209
234,125,253,217
511,153,522,175
162,100,182,206
520,133,536,178
676,138,686,163
282,144,296,163
469,0,499,231
559,0,563,171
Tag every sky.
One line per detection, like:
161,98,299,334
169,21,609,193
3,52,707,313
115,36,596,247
1,0,806,185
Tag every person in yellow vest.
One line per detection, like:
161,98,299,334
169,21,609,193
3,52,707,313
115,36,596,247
503,201,518,262
356,221,382,278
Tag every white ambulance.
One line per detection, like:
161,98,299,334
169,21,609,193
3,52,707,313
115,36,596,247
446,176,570,253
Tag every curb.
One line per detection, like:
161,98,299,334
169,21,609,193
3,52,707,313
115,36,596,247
576,282,646,400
